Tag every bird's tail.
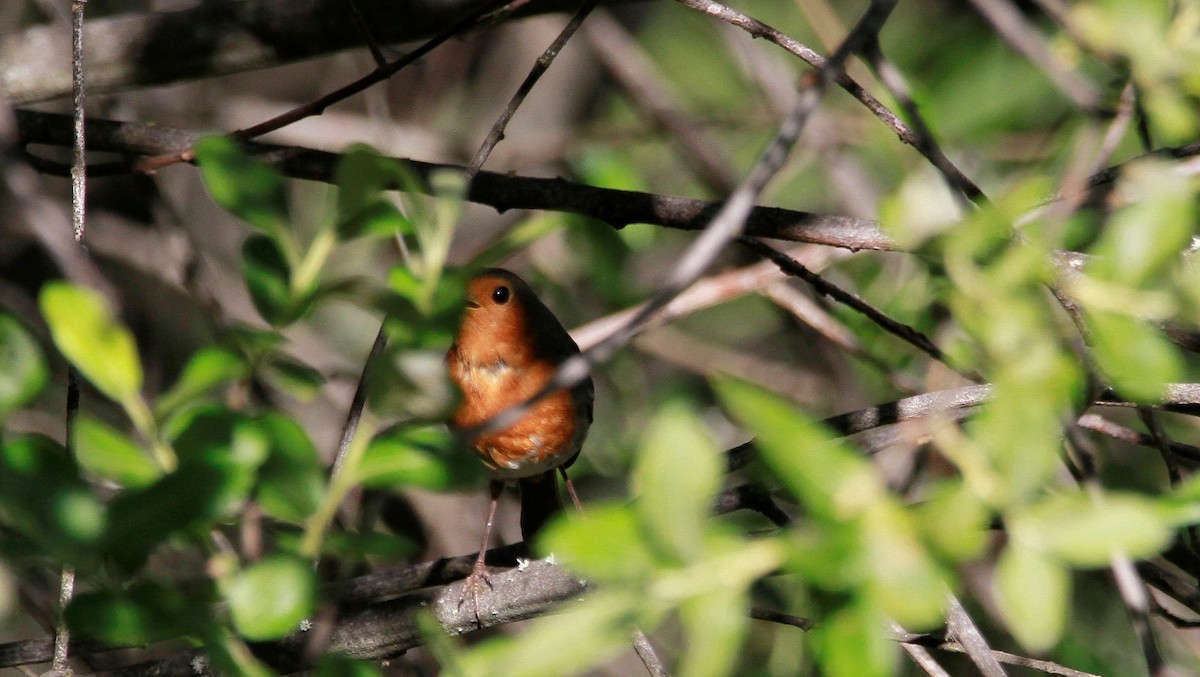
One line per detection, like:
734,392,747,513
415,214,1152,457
518,470,562,543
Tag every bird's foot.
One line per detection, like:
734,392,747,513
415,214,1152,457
457,557,493,625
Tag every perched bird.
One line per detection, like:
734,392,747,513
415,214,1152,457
446,268,593,615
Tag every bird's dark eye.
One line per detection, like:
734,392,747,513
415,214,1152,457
492,285,511,304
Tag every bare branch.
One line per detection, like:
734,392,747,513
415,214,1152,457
0,0,643,105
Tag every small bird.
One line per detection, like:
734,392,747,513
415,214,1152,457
446,268,593,617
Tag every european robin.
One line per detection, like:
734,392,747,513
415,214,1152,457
446,268,593,616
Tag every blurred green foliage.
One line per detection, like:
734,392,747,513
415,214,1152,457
2,1,1200,676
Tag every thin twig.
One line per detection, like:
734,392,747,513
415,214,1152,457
671,0,982,200
861,39,986,209
738,236,981,382
749,607,815,630
630,630,671,677
583,10,739,195
944,595,1006,677
342,0,388,67
54,2,90,672
459,0,901,444
966,0,1103,112
467,0,599,179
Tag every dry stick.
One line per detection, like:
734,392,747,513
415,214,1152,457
459,0,901,446
861,39,985,209
52,2,90,673
327,325,388,500
898,637,953,677
1138,407,1200,557
631,631,670,677
1065,429,1168,677
1077,413,1200,464
580,13,909,390
754,610,1098,677
944,595,1006,677
672,0,986,202
234,0,513,141
23,111,1200,253
967,0,1103,112
738,236,982,383
125,0,513,175
342,0,388,67
466,0,599,179
583,9,739,195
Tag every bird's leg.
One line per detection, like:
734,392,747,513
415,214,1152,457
558,467,585,514
459,479,502,623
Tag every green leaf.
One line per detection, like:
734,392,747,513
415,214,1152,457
1087,310,1182,403
0,315,47,415
255,413,323,522
195,136,289,236
861,502,947,629
456,591,639,677
996,544,1069,652
357,425,457,489
227,555,316,641
314,655,383,677
915,480,990,562
367,350,456,420
67,583,211,645
263,353,325,401
155,346,247,417
337,199,412,240
73,415,161,488
105,409,268,569
634,401,721,562
0,434,105,563
1089,162,1194,286
812,599,895,677
678,587,746,677
1010,491,1174,567
712,376,879,520
334,145,414,240
39,282,143,405
242,234,297,326
538,503,657,582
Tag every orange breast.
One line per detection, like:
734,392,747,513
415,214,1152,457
448,352,585,478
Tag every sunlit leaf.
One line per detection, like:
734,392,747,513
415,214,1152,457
539,503,657,582
335,145,414,240
227,555,316,641
357,425,462,489
0,315,47,415
915,481,990,562
39,282,142,405
712,376,878,520
455,591,639,677
861,502,947,629
155,346,247,417
1089,161,1195,286
73,415,160,488
1010,491,1174,567
678,587,746,677
196,135,288,236
634,401,721,563
996,544,1069,652
1087,310,1182,403
812,599,895,677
